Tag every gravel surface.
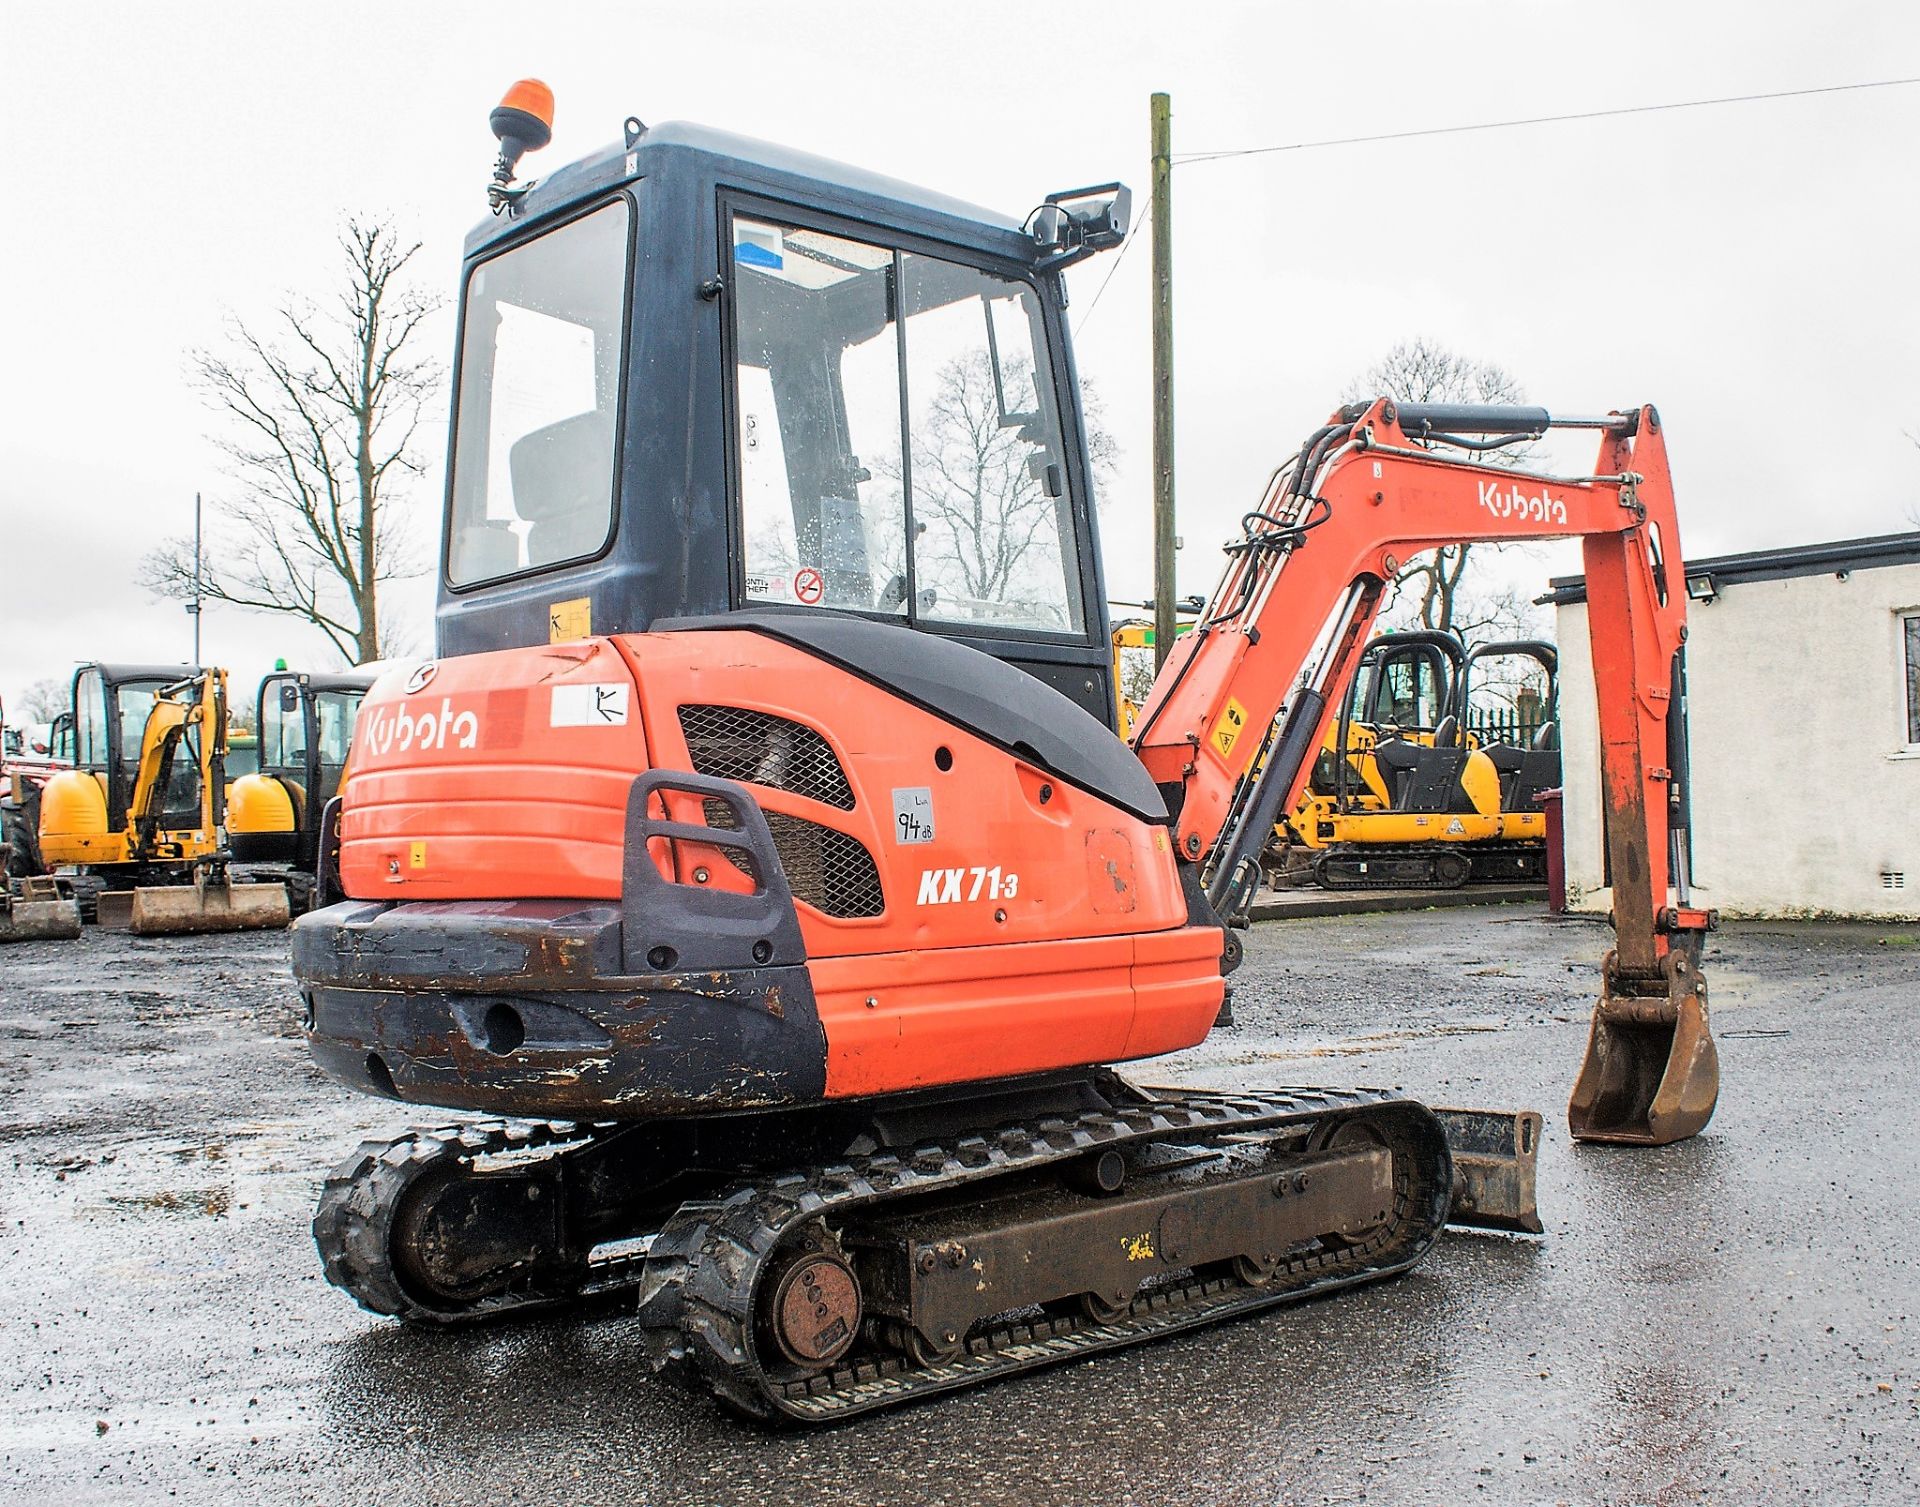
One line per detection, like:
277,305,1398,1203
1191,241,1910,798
1,908,1914,1505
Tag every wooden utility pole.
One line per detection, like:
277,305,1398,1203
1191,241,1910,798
1150,93,1176,669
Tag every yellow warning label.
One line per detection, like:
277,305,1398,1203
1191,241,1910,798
408,841,427,871
548,597,591,643
1210,698,1250,762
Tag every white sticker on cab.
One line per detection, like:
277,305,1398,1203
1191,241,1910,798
551,683,630,727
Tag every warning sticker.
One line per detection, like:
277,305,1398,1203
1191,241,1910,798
549,597,591,643
793,567,825,605
551,683,630,726
1210,698,1251,762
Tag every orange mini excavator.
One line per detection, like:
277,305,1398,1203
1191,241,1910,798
292,86,1717,1421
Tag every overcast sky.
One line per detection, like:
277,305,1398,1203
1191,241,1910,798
5,1,1917,716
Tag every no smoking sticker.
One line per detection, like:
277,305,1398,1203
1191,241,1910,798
793,567,824,605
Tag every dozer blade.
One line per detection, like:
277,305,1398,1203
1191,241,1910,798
127,881,290,936
1434,1107,1543,1234
0,897,84,943
1568,950,1718,1146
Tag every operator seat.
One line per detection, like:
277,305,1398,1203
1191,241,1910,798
510,410,615,567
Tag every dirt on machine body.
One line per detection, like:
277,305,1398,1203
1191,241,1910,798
288,85,1711,1421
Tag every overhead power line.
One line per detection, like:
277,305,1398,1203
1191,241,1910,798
1174,75,1920,165
1072,184,1153,335
1072,75,1919,336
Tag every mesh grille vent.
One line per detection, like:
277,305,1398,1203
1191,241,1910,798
703,800,884,919
678,705,855,810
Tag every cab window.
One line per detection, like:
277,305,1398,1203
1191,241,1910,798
73,670,107,767
731,214,1082,635
314,691,360,767
262,680,304,770
448,200,631,586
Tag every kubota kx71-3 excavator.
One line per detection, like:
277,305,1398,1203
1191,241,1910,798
290,85,1718,1422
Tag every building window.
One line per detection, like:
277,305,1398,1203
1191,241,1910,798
1904,612,1920,746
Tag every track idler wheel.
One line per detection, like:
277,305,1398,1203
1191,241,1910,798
761,1235,862,1370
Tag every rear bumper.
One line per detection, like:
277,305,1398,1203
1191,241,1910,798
294,899,828,1117
291,770,827,1118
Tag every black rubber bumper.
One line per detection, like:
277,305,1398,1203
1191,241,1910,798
289,772,829,1119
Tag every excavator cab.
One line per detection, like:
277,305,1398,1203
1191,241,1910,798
39,664,212,857
1459,640,1560,827
228,669,374,907
440,120,1126,723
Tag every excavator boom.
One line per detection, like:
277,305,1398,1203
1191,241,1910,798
1133,398,1716,1144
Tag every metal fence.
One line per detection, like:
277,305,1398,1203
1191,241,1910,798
1467,710,1552,748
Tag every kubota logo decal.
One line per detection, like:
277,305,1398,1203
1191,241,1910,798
404,662,439,693
360,698,480,756
1477,478,1568,526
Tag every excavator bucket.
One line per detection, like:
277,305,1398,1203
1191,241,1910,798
0,878,83,944
98,877,290,935
1568,948,1719,1145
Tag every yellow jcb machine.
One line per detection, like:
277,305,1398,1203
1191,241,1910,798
1279,632,1559,889
35,664,291,933
227,668,374,911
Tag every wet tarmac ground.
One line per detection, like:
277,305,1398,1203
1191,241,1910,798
1,907,1915,1506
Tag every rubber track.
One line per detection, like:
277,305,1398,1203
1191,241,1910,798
634,1086,1451,1422
1315,841,1545,890
313,1118,603,1323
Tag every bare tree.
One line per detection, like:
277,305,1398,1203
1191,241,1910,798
904,351,1116,619
1345,338,1541,639
1906,430,1920,529
142,220,440,663
13,678,69,724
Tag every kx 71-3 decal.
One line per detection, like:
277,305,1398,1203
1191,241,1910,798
916,866,1021,905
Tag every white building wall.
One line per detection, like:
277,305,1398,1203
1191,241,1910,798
1554,560,1920,919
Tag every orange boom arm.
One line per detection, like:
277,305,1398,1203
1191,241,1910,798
1133,398,1716,1144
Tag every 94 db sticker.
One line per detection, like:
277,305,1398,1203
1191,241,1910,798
917,866,1020,905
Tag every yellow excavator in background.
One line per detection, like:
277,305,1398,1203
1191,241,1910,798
1110,611,1197,738
1278,632,1558,889
228,667,375,911
34,664,290,933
